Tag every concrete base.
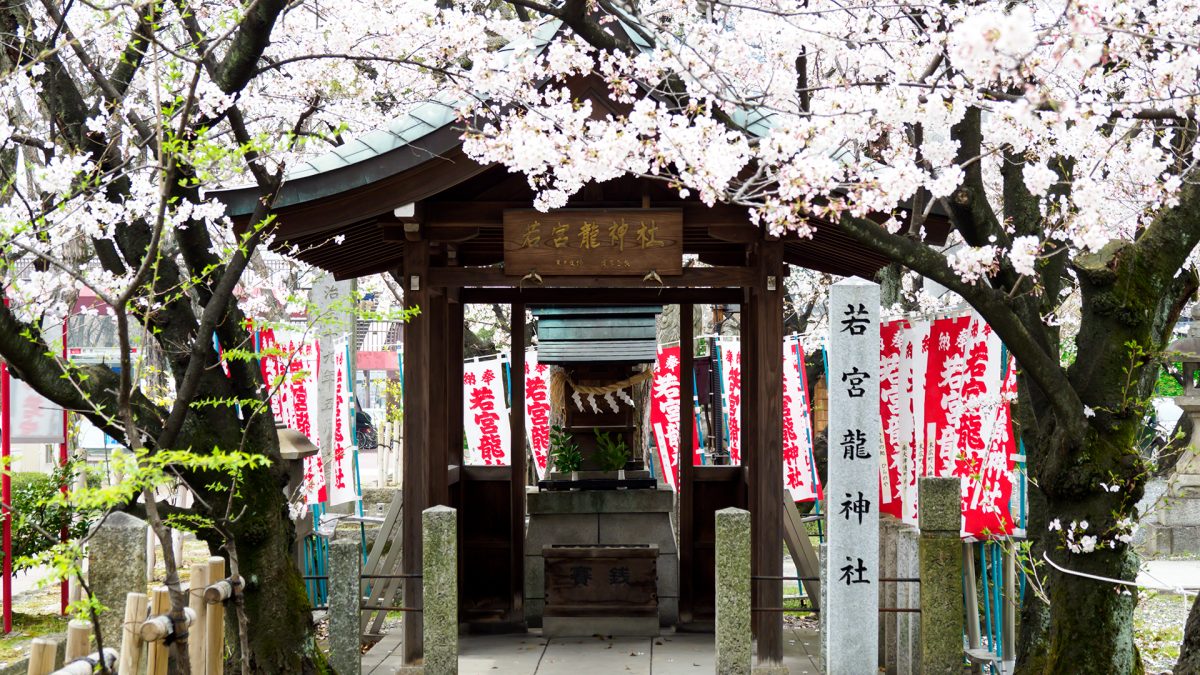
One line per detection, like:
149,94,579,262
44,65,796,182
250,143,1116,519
526,487,678,628
542,616,660,638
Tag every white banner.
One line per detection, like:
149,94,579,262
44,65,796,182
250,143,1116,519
464,358,510,466
327,340,359,505
259,328,326,505
524,351,552,479
4,377,65,444
783,337,821,502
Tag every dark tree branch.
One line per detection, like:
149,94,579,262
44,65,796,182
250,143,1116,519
836,214,1087,438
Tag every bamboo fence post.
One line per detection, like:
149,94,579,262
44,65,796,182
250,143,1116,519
145,587,170,675
26,637,58,675
189,563,209,674
117,592,147,675
205,556,226,675
64,620,90,661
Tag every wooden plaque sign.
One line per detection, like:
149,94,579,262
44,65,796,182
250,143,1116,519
503,209,683,276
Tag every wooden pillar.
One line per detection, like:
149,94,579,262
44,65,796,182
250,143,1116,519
509,303,527,622
448,297,465,468
428,290,450,509
751,240,785,665
401,241,430,664
678,303,695,623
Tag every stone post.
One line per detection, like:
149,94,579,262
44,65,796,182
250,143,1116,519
329,536,362,675
715,507,750,675
918,477,964,674
896,524,921,675
87,512,148,641
423,506,457,675
824,278,881,675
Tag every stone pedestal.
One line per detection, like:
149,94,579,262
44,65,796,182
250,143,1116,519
715,508,750,675
1145,399,1200,555
87,512,148,641
423,506,458,675
918,477,964,674
329,536,362,675
525,487,678,627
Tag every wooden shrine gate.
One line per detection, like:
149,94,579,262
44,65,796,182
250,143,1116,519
213,72,948,670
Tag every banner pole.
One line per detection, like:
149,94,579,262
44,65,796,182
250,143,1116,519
60,318,69,614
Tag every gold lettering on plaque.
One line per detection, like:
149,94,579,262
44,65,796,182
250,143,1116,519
608,221,628,251
636,220,664,248
552,223,569,248
579,221,599,249
519,222,542,249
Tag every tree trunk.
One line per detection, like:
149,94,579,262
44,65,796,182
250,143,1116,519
1176,590,1200,674
199,462,326,674
1040,493,1144,675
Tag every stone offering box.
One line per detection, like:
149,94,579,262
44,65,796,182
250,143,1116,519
543,545,658,637
525,486,679,629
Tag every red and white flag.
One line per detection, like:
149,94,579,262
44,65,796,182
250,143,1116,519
328,340,359,506
960,357,1018,538
524,350,552,479
718,340,743,465
783,338,822,502
258,327,325,505
650,346,682,489
879,320,908,518
464,358,510,465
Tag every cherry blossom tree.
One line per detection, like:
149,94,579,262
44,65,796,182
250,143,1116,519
449,1,1200,672
0,1,488,671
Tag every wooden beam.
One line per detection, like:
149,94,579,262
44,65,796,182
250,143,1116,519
400,240,431,664
750,240,785,666
379,224,481,243
422,200,755,229
679,303,696,624
509,303,527,624
459,287,745,305
428,266,755,289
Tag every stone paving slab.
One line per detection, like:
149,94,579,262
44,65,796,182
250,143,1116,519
371,628,820,674
537,636,651,674
460,634,548,674
651,634,714,673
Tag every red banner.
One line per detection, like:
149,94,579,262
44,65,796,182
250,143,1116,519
959,357,1017,538
878,320,908,518
650,346,682,489
525,351,552,480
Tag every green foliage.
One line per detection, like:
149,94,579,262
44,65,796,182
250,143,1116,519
549,425,582,473
1155,365,1184,397
593,428,629,471
4,466,99,571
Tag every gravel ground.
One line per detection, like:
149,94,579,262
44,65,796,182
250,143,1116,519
1137,590,1193,674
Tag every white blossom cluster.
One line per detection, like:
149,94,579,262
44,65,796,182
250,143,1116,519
450,0,1200,291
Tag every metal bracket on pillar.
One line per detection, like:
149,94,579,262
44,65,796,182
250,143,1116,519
409,275,420,292
767,275,777,291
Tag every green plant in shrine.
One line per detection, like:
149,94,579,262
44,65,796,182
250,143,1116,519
550,425,583,473
593,428,629,471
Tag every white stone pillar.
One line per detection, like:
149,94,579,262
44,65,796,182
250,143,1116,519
824,278,881,675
